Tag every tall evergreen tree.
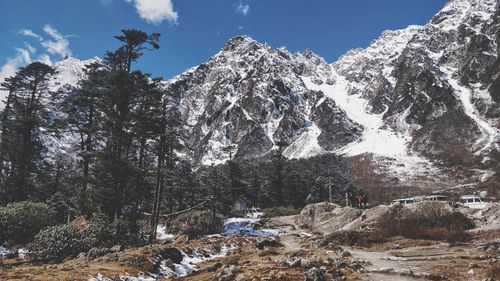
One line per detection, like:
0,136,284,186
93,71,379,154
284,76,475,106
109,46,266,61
0,62,56,203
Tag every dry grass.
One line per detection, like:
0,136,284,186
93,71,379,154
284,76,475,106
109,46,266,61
485,264,500,280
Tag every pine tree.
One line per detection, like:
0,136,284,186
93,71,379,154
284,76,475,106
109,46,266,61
64,62,106,216
0,62,56,202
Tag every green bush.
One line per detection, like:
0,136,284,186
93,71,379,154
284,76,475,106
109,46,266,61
378,202,474,242
168,210,224,238
0,201,58,245
28,224,89,262
263,206,302,218
82,214,143,248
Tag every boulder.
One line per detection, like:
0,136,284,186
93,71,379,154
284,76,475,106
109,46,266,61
159,247,183,264
256,239,283,249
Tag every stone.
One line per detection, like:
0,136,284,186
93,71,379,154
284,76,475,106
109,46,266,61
288,258,301,267
235,274,248,281
87,247,111,260
301,259,313,269
111,245,123,252
159,247,183,264
304,267,326,281
256,239,283,249
468,263,478,269
341,250,351,257
174,234,189,244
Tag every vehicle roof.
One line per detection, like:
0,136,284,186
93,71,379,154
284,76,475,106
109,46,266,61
460,195,484,199
393,198,415,201
425,195,448,197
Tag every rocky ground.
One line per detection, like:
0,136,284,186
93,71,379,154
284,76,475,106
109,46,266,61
0,202,499,281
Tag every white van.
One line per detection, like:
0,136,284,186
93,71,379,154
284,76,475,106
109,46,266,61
424,195,449,202
391,198,416,205
460,195,486,209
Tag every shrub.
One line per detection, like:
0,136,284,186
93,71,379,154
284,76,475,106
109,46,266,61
168,210,224,238
28,224,89,262
378,202,474,242
263,206,302,218
0,201,58,245
485,264,500,279
324,230,386,246
82,214,143,248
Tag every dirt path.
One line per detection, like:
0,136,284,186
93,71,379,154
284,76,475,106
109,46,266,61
349,247,424,281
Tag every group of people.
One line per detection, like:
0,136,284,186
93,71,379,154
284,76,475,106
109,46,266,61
348,191,368,209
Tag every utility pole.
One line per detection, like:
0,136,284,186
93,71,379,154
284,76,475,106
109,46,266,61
327,178,332,203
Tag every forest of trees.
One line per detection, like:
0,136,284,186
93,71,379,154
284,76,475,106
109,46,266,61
0,29,354,242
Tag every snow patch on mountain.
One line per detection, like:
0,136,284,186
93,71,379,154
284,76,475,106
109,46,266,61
441,66,500,154
283,123,325,159
302,75,435,178
50,57,101,90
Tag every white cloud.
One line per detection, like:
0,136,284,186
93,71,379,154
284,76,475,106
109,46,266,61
19,29,42,40
24,42,37,54
37,54,53,66
0,24,73,107
235,1,250,16
41,24,72,58
126,0,178,24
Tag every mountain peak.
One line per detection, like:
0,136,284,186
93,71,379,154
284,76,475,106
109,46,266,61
222,35,260,52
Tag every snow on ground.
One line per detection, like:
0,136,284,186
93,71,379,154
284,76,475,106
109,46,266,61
155,224,175,242
301,75,436,179
89,244,238,281
0,247,28,259
159,245,237,278
223,217,279,237
0,246,9,258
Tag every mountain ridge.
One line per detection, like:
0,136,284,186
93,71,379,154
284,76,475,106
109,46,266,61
42,0,500,187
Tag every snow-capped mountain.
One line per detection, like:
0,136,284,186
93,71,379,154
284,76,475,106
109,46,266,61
43,0,499,185
165,36,362,165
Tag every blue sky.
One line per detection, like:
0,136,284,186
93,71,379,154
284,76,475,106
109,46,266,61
0,0,449,82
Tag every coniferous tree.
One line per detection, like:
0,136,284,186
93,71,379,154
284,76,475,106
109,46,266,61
0,62,56,203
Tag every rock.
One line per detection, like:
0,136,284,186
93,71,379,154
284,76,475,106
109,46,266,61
208,262,223,272
305,267,326,281
468,263,478,269
277,271,288,281
400,268,412,275
333,260,348,269
288,258,301,267
235,274,248,281
159,247,183,264
256,239,283,249
223,265,241,281
87,247,112,260
111,245,123,252
376,267,395,273
485,246,497,255
301,259,313,269
341,250,351,257
174,234,189,244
